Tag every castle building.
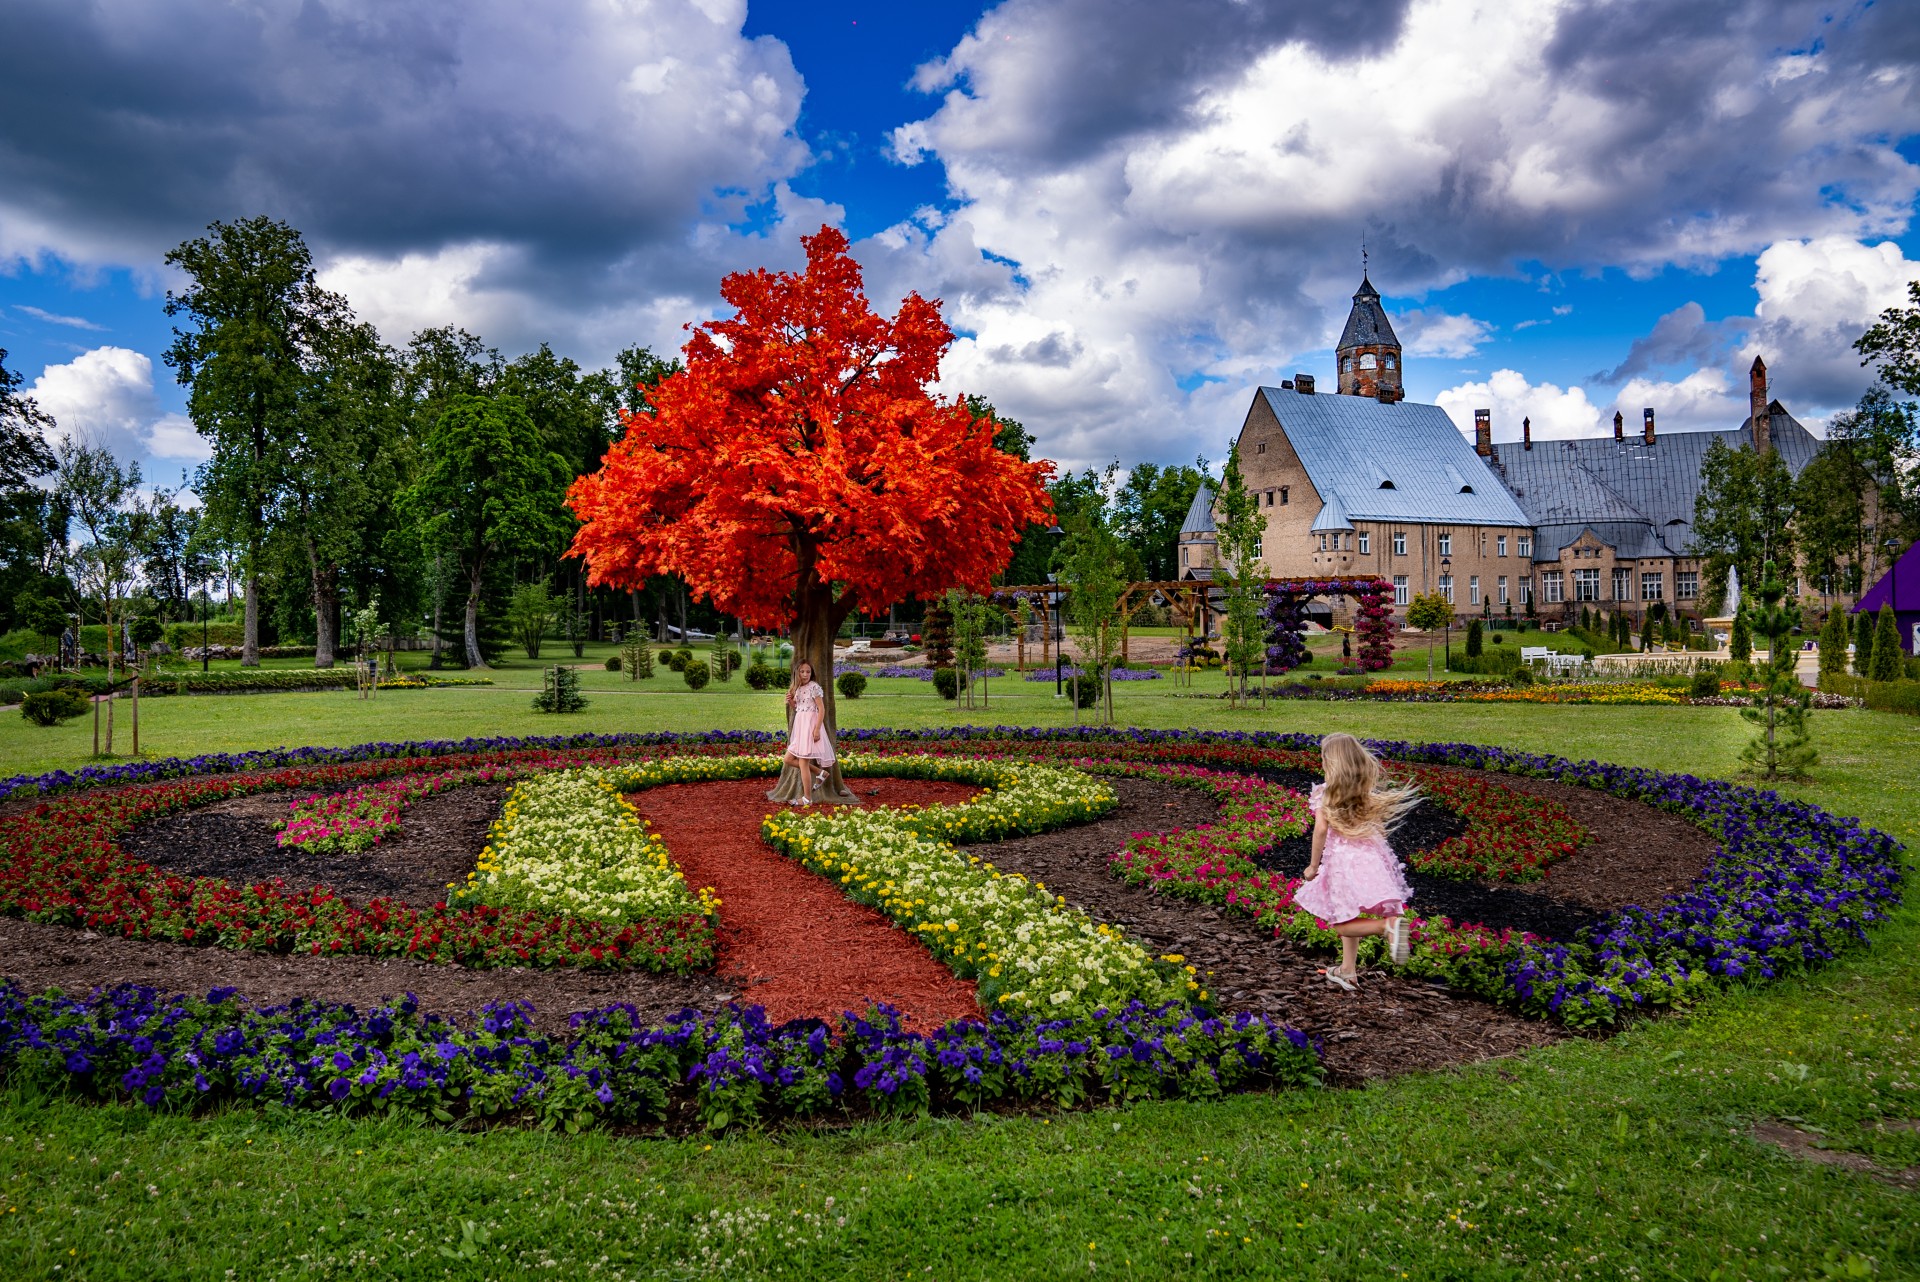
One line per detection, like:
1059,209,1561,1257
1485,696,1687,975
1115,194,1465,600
1181,274,1826,623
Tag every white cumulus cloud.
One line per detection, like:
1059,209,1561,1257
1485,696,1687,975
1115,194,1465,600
30,347,209,466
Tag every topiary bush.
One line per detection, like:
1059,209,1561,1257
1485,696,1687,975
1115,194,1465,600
21,687,90,726
1689,666,1723,699
666,650,687,672
1071,672,1101,709
605,655,622,672
683,662,710,690
836,670,868,700
932,667,960,700
745,663,776,691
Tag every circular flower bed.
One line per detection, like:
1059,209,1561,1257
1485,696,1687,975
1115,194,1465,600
0,726,1902,1130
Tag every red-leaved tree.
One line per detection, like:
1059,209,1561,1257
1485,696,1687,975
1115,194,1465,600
568,226,1054,800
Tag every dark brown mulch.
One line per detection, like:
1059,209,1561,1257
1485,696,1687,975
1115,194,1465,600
119,784,509,907
961,778,1562,1085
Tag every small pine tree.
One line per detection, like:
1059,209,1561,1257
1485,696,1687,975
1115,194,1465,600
1729,607,1752,662
623,639,654,680
922,606,955,670
1736,560,1815,780
1639,613,1655,652
531,664,587,713
709,633,735,682
1854,611,1876,678
1869,603,1903,682
1816,608,1851,686
1464,617,1483,658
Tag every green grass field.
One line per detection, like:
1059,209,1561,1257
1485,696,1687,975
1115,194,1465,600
2,675,1916,1278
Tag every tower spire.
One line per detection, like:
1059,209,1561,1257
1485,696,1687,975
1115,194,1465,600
1335,263,1402,401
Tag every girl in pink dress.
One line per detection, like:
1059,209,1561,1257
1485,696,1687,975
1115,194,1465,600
1293,733,1418,990
782,661,835,804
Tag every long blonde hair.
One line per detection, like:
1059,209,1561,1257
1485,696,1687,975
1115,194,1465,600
1318,733,1420,837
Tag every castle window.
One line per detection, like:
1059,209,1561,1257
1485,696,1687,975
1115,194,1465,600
1677,571,1698,599
1256,442,1266,454
1357,531,1369,554
1359,353,1377,370
1612,568,1631,600
1182,547,1189,567
1437,533,1452,556
1393,531,1407,556
1518,536,1533,558
1543,571,1564,603
1438,575,1453,604
1641,573,1664,601
1497,536,1507,557
1393,575,1408,606
1319,534,1328,551
1385,355,1397,371
1342,357,1353,374
1574,568,1600,601
1265,489,1274,506
1469,575,1480,605
1280,486,1288,504
1252,538,1263,559
1498,575,1508,604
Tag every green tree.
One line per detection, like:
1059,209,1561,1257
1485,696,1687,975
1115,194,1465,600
403,394,571,669
55,438,143,675
1692,437,1797,614
0,350,66,636
1112,459,1211,582
166,216,348,666
1856,279,1920,397
1213,442,1266,706
1794,440,1874,599
1854,609,1876,678
1869,603,1903,683
1729,606,1752,663
1406,591,1455,680
1828,385,1920,558
1816,606,1851,686
1053,513,1127,722
1639,612,1655,652
1464,617,1483,658
506,582,556,658
1737,560,1816,780
944,587,994,711
0,348,55,491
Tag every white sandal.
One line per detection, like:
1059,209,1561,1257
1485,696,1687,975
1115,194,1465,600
1322,968,1357,993
1385,916,1411,965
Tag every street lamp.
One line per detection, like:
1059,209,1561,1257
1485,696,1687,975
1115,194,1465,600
1440,555,1452,670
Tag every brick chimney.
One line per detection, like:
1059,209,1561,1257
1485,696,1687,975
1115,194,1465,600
1522,416,1532,451
1474,408,1492,457
1613,410,1624,441
1749,356,1771,454
1295,373,1315,395
1643,408,1655,444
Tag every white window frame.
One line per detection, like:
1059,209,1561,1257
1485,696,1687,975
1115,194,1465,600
1574,568,1600,602
1393,531,1407,556
1520,576,1533,604
1437,533,1453,556
1497,536,1507,557
1497,575,1509,604
1357,531,1370,554
1641,573,1664,601
1393,575,1408,606
1518,536,1533,558
1439,575,1454,604
1676,571,1698,600
1543,571,1564,604
1469,575,1481,605
1612,567,1632,601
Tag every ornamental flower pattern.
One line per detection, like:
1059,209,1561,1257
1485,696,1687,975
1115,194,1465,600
1261,576,1398,674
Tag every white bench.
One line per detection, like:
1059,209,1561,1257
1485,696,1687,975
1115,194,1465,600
1522,646,1586,677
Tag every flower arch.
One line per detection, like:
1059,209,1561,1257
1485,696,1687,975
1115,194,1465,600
1262,576,1397,674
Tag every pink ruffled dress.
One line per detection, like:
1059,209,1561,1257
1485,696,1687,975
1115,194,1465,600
1291,783,1413,926
784,681,835,766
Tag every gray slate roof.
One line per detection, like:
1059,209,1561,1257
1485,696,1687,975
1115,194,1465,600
1179,483,1216,536
1495,403,1821,561
1337,274,1399,350
1257,386,1532,528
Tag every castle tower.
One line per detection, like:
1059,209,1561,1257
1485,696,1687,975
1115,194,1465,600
1336,273,1403,401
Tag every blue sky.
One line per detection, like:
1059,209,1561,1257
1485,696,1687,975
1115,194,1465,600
3,0,1917,487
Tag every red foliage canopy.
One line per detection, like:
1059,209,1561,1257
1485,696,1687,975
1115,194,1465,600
568,227,1054,632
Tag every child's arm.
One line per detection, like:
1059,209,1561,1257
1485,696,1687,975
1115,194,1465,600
1304,811,1327,879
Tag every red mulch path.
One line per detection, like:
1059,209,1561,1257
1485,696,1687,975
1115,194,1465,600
628,778,985,1031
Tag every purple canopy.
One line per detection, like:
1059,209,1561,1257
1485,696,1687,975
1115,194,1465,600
1855,539,1920,615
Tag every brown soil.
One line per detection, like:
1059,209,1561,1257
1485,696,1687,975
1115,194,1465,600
119,784,508,907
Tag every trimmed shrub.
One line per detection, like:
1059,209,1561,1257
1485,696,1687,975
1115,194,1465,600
1869,604,1903,683
836,671,868,700
1464,618,1483,658
605,655,622,672
658,649,675,667
1071,672,1101,709
683,662,710,690
745,663,776,691
21,688,90,726
932,667,960,700
1689,666,1722,699
666,650,687,672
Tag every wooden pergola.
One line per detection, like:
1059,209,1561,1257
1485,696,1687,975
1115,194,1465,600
993,580,1214,679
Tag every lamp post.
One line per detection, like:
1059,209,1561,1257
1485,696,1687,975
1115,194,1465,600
201,575,210,674
1440,555,1452,671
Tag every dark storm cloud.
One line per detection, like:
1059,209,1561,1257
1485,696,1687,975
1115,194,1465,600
0,0,808,267
904,0,1413,167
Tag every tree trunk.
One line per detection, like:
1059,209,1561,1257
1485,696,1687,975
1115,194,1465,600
765,548,860,805
307,543,338,668
464,565,488,669
242,565,260,668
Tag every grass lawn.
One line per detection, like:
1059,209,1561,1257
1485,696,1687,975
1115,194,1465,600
1,681,1916,1278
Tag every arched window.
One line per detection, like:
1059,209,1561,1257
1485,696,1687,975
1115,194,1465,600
1341,356,1353,374
1385,354,1397,371
1359,353,1377,370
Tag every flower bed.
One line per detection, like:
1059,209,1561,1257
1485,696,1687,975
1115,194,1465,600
451,768,719,926
0,983,1319,1131
277,765,507,853
1022,665,1163,681
0,726,1901,1032
0,752,716,972
1255,678,1858,708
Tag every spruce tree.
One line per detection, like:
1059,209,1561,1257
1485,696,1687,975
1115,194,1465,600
1729,607,1752,663
1465,617,1483,658
1639,613,1655,652
1870,603,1904,682
1855,609,1877,678
1816,608,1851,686
1737,560,1816,779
